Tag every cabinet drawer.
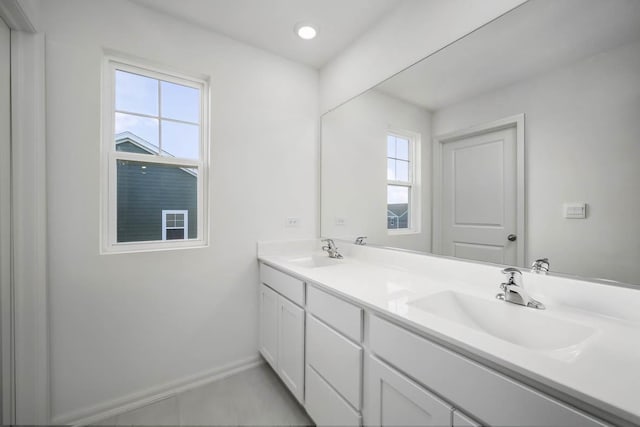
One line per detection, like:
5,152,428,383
370,316,606,427
307,314,362,409
305,364,361,426
260,263,304,306
307,285,363,342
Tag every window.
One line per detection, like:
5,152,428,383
162,210,188,240
387,131,420,233
102,56,209,253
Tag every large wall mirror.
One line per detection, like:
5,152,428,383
321,0,640,285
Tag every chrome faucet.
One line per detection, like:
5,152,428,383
354,236,367,245
496,268,545,309
321,239,343,259
531,258,550,274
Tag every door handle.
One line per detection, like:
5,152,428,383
507,234,517,242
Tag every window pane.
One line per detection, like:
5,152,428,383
161,81,200,123
115,70,158,116
388,185,409,204
117,160,197,242
161,121,199,160
115,112,159,153
387,185,409,230
396,160,409,182
387,159,396,180
387,135,396,158
165,228,185,240
396,138,409,160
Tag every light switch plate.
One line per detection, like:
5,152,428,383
564,203,587,219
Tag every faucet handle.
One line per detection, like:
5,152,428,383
501,267,521,275
531,257,550,273
500,267,522,287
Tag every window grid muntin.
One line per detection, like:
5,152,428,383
114,69,202,159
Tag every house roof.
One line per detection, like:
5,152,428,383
115,131,175,157
387,203,408,218
115,131,197,177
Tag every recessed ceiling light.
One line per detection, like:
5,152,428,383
295,23,317,40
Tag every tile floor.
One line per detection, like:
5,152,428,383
92,363,313,426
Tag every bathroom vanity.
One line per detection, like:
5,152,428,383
257,240,640,427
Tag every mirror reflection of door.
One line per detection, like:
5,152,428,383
436,121,522,266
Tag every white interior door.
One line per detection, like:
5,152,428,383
439,126,519,265
0,16,12,426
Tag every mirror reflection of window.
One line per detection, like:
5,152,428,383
387,133,413,231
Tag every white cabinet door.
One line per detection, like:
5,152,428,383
278,296,305,403
259,284,279,369
368,356,451,427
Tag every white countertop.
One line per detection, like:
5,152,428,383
258,239,640,426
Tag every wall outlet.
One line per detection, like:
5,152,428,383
335,217,346,226
286,217,300,227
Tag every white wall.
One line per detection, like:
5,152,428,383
322,90,431,251
40,0,318,421
432,39,640,284
319,0,527,113
17,0,40,30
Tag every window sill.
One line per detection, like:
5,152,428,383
387,229,420,236
101,239,208,255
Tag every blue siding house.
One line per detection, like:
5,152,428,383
115,132,197,242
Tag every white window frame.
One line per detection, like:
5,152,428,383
387,129,421,235
162,210,189,241
100,55,210,253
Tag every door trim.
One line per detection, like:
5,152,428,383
0,3,49,423
432,114,525,267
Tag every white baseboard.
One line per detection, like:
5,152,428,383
53,355,264,427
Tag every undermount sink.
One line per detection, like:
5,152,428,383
287,254,343,269
409,291,595,351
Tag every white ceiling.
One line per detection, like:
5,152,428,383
131,0,402,68
376,0,640,111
